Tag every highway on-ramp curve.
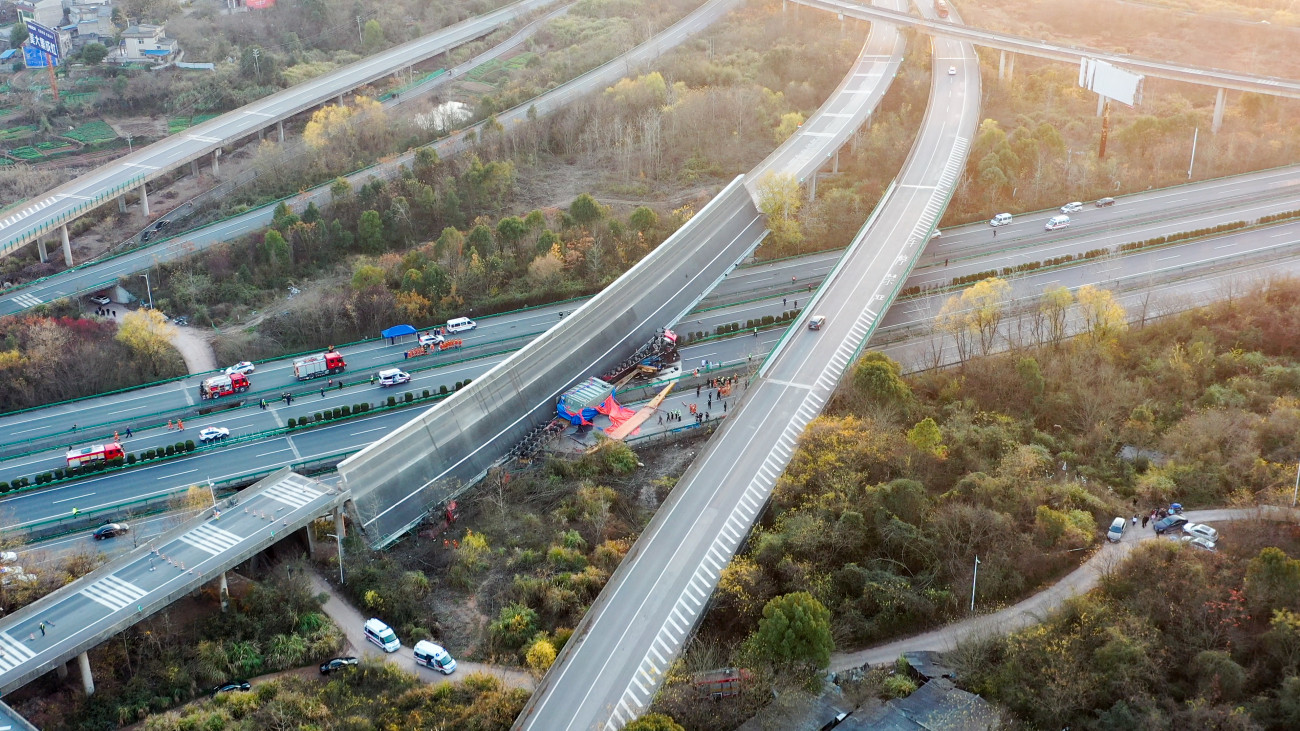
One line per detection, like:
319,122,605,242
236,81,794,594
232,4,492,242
0,0,560,259
514,2,981,728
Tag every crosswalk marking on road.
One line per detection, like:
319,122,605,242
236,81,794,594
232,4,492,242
10,293,42,309
262,475,324,509
0,631,36,673
178,523,244,555
79,575,147,612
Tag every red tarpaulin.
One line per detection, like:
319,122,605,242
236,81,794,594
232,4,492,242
596,394,638,435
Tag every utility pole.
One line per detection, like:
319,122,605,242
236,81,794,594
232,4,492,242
1292,460,1299,507
251,48,260,77
140,273,153,309
1187,127,1199,180
328,533,345,584
970,555,980,612
356,15,364,45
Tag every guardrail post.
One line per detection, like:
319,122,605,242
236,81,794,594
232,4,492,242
60,224,73,267
77,651,95,695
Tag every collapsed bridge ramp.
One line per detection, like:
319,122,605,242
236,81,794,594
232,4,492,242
338,176,767,548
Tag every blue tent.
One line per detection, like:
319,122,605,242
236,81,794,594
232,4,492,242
381,324,416,344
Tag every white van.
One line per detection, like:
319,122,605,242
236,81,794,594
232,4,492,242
445,317,476,334
1107,517,1126,543
413,640,458,675
377,368,410,387
989,213,1013,227
363,618,401,652
1045,215,1071,231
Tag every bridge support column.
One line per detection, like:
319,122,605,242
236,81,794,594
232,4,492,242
807,173,817,202
304,523,318,559
1212,87,1226,133
277,120,285,143
77,651,94,695
334,505,346,538
212,149,220,175
832,149,839,174
118,195,127,214
998,50,1005,81
61,224,73,267
257,127,264,141
219,571,229,612
37,238,48,263
138,183,150,217
1005,52,1014,81
56,661,68,680
191,160,199,176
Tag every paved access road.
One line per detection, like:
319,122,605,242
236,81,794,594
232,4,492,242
0,470,344,696
828,508,1292,670
514,2,980,727
0,0,560,261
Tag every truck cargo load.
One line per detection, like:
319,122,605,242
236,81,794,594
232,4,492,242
294,348,347,380
199,372,250,400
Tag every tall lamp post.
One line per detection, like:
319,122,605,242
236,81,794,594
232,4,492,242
140,273,154,310
970,555,981,612
327,533,344,585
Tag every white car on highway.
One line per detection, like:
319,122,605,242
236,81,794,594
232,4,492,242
224,361,256,375
1060,201,1083,213
199,426,231,443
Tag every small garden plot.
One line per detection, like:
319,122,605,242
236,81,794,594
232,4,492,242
64,120,117,144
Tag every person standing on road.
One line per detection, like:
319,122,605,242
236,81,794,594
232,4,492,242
1141,514,1149,529
39,622,45,636
1131,514,1138,528
320,387,326,398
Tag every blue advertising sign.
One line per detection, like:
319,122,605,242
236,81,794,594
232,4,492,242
23,44,52,68
24,21,61,65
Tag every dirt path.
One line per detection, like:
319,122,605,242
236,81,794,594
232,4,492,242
306,569,535,691
169,324,218,374
830,507,1294,671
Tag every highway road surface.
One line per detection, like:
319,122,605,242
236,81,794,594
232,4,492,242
514,1,980,727
0,0,561,260
0,470,345,697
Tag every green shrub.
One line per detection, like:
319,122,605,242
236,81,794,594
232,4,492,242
439,385,448,395
288,418,297,428
387,395,397,406
489,603,539,652
0,482,8,492
165,445,175,456
422,389,430,398
185,440,195,452
332,407,342,419
54,468,65,479
342,405,351,417
126,454,136,465
454,381,462,390
404,392,414,403
315,412,323,422
35,473,46,485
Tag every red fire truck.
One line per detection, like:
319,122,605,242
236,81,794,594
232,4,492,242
66,442,125,468
200,372,250,400
293,348,347,380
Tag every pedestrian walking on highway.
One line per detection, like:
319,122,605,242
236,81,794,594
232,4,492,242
1131,515,1138,527
793,301,797,308
783,298,787,307
707,396,712,408
167,420,174,431
39,622,45,636
259,399,266,410
944,259,949,266
723,401,727,412
792,276,796,285
1141,514,1149,529
125,427,133,438
993,229,997,237
328,379,333,388
696,385,701,397
71,423,77,432
338,380,344,391
177,419,184,431
320,387,326,398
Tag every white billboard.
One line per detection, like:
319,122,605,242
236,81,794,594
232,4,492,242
1079,58,1144,107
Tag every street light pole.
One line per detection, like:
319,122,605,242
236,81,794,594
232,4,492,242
327,533,344,585
970,555,980,612
1292,461,1299,508
140,273,153,310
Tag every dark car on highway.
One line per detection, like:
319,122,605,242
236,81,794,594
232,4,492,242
212,681,251,695
319,656,360,675
92,523,129,540
1153,515,1189,535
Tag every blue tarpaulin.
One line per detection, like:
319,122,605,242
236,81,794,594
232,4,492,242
381,324,416,344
